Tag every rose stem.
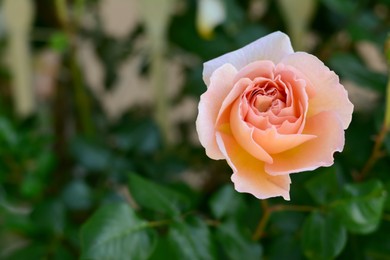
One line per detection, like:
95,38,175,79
252,200,271,241
252,201,317,241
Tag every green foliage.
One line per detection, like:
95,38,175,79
80,203,157,260
168,216,216,260
301,211,347,260
128,173,191,216
215,220,262,260
330,180,386,234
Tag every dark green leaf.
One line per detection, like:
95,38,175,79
148,237,176,260
80,203,156,260
112,118,161,154
168,216,215,260
20,173,44,198
305,167,340,205
62,179,92,210
3,244,46,260
301,212,347,260
30,200,66,235
364,221,390,259
330,180,386,234
270,211,305,234
268,234,304,260
70,137,111,172
319,0,358,14
209,184,245,219
215,220,262,260
128,174,190,216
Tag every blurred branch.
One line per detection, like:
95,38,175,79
356,36,390,181
55,0,95,137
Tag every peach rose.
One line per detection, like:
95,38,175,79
196,31,353,200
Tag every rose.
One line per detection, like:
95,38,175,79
196,31,353,200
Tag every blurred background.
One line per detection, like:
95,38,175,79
0,0,390,259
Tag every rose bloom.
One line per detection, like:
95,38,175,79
196,31,353,200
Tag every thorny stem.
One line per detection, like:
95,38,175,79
252,201,317,241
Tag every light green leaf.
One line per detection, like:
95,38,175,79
168,216,215,260
301,212,347,260
80,203,156,260
330,180,386,234
128,173,190,216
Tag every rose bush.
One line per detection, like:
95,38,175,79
196,31,353,200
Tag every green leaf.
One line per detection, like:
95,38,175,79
330,180,386,234
128,174,190,216
301,212,347,260
215,220,262,260
209,184,246,219
0,117,17,147
148,237,176,260
305,167,340,205
268,234,304,260
319,0,358,14
80,203,156,260
30,200,66,235
112,118,161,154
168,216,215,260
70,137,111,172
364,221,390,259
61,179,92,210
3,244,46,260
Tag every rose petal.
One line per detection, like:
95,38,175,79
196,64,237,159
203,31,294,85
265,111,345,175
215,77,252,126
253,127,316,154
233,60,275,83
230,99,273,164
281,52,354,129
216,130,291,200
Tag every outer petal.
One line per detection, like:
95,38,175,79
203,31,294,85
281,52,354,129
196,64,237,159
265,111,345,175
216,129,291,200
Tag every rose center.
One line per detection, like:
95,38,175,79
248,82,286,113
